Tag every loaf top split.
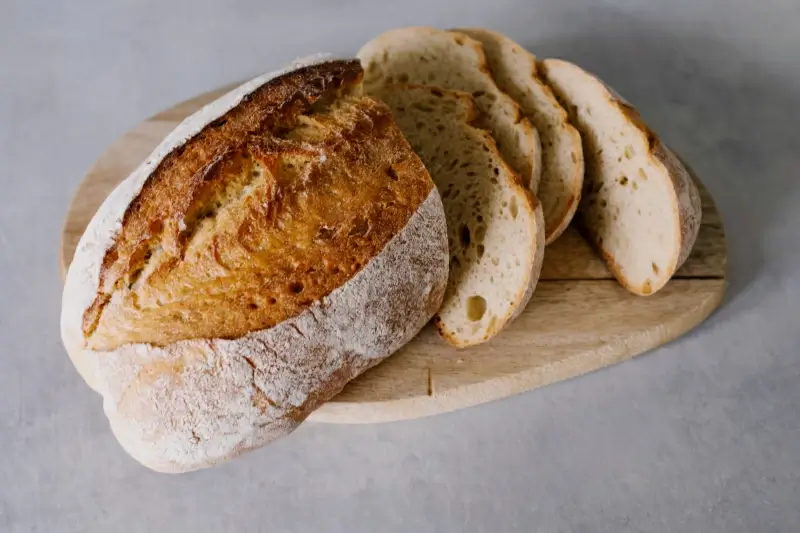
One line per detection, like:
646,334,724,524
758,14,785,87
65,59,434,353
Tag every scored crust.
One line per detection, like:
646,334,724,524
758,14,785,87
60,58,449,471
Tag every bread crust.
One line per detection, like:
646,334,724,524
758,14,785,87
101,189,447,473
60,58,449,471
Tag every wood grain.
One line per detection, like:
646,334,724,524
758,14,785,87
59,82,727,423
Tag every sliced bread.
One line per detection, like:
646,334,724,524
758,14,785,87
370,83,545,346
540,59,701,295
456,28,584,244
358,26,542,192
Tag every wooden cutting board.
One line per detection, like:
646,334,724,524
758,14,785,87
60,83,727,424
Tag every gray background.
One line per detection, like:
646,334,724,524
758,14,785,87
2,0,799,531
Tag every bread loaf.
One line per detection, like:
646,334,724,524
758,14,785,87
370,83,545,346
60,58,449,472
540,59,701,295
456,28,584,244
357,27,542,192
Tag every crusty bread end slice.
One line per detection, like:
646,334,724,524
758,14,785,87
358,26,542,192
370,83,545,346
455,28,584,245
540,59,701,295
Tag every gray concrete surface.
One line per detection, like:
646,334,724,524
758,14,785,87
2,0,799,531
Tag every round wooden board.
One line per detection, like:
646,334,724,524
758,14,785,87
60,85,727,424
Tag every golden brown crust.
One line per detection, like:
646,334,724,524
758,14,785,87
83,61,433,350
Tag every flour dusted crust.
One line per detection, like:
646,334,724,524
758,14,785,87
60,58,449,472
101,189,446,473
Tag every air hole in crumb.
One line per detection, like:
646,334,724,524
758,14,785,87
248,302,259,310
638,168,648,180
619,176,628,186
652,262,660,275
475,225,486,243
386,166,399,181
289,282,304,294
624,145,634,159
149,220,164,235
459,224,471,248
509,197,519,219
477,244,485,259
472,90,485,98
466,295,487,321
633,182,639,190
641,279,653,295
397,73,409,83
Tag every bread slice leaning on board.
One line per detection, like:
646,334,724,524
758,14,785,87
540,59,701,295
357,26,542,192
455,28,584,245
60,58,449,473
369,83,545,346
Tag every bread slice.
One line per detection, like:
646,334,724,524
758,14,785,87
370,83,545,346
358,26,542,192
456,28,584,244
60,59,449,472
540,59,701,295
